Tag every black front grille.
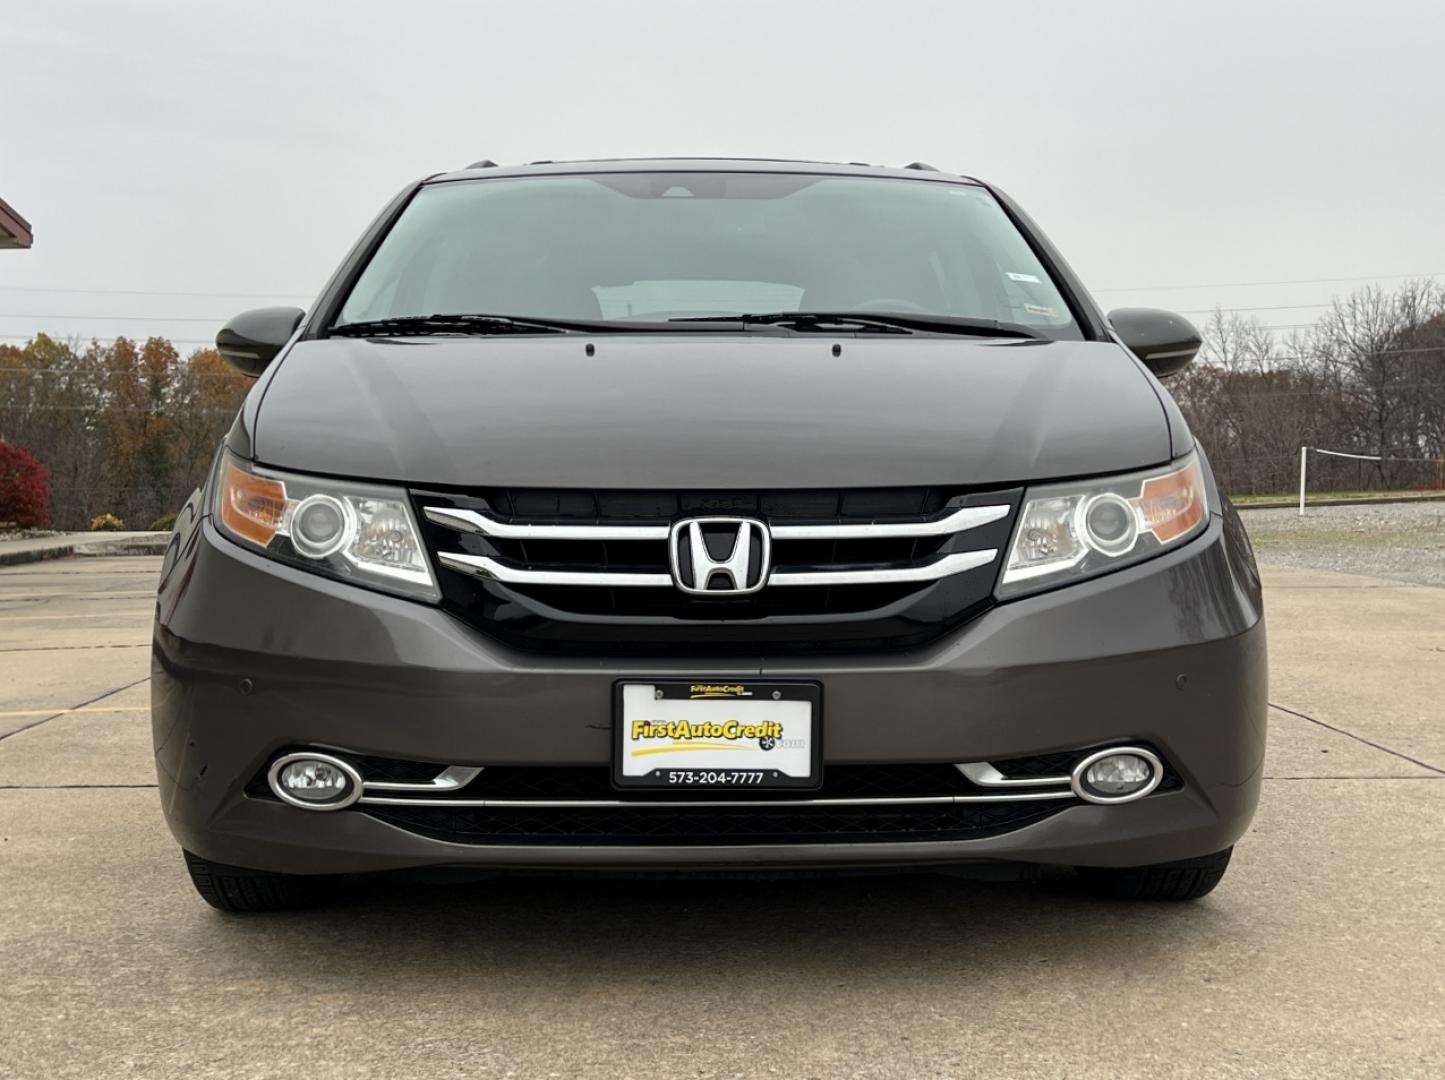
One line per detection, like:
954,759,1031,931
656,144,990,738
413,485,1021,654
365,800,1064,846
495,488,950,521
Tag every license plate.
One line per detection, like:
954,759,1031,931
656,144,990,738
613,680,821,789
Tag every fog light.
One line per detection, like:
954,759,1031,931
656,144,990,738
1071,747,1163,804
267,752,362,811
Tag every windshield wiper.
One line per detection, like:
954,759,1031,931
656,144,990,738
669,311,1042,339
330,314,613,337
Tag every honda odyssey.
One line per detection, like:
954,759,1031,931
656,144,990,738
153,158,1266,911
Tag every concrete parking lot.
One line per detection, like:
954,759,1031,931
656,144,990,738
1,553,1441,1079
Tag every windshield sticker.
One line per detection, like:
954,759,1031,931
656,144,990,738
1023,304,1058,318
1006,272,1042,284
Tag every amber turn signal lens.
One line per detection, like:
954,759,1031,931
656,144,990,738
220,462,287,546
1137,458,1206,543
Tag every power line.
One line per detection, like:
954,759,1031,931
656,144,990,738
1238,345,1445,361
11,303,1335,325
5,356,1445,397
0,404,236,413
1178,302,1335,315
1,270,1438,320
0,285,310,300
1094,271,1445,293
1,334,216,346
3,340,1443,365
0,367,240,378
1176,381,1445,400
7,303,1342,324
0,315,1391,337
8,272,1443,299
0,313,228,323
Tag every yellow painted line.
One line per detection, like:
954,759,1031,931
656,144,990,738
0,705,150,718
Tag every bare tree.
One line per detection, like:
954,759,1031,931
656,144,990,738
1307,281,1445,485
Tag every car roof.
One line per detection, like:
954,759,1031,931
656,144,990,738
426,157,984,186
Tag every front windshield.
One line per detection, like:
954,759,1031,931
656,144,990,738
337,171,1081,338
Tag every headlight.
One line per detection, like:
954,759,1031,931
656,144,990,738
214,454,437,600
997,451,1209,598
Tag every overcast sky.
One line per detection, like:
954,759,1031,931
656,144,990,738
2,0,1443,351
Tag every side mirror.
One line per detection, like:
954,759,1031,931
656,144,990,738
1108,308,1201,378
216,307,305,377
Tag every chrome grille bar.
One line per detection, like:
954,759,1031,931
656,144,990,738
425,506,669,540
770,504,1009,538
438,549,997,588
769,550,996,587
424,503,1009,541
437,553,672,587
358,790,1074,809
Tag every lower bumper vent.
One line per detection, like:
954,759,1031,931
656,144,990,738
365,800,1065,846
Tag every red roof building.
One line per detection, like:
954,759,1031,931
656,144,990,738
0,197,33,248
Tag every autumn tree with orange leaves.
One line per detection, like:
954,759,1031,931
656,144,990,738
0,334,250,529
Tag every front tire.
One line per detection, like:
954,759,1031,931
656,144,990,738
1075,846,1233,901
183,849,340,912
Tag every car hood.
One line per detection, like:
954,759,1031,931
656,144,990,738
252,335,1173,489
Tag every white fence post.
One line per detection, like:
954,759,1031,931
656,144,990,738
1298,446,1308,516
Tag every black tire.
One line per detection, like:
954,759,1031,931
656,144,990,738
1075,846,1233,902
183,849,340,913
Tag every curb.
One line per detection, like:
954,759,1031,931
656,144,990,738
74,538,171,558
0,533,170,567
1235,494,1445,511
0,544,77,567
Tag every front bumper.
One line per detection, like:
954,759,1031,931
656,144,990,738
152,510,1266,875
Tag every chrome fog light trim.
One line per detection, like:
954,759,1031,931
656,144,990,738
1070,746,1163,805
267,752,363,811
362,765,484,792
954,761,1072,788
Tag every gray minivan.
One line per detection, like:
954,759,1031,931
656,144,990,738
154,159,1265,911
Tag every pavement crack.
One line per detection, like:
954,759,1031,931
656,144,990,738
0,675,152,743
1269,701,1445,776
1264,775,1444,781
0,644,150,653
0,783,157,790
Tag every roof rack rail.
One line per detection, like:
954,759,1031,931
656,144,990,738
466,159,498,169
903,161,939,171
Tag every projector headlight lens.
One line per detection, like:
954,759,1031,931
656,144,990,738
1082,493,1137,555
291,494,352,558
998,452,1208,597
215,453,437,600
